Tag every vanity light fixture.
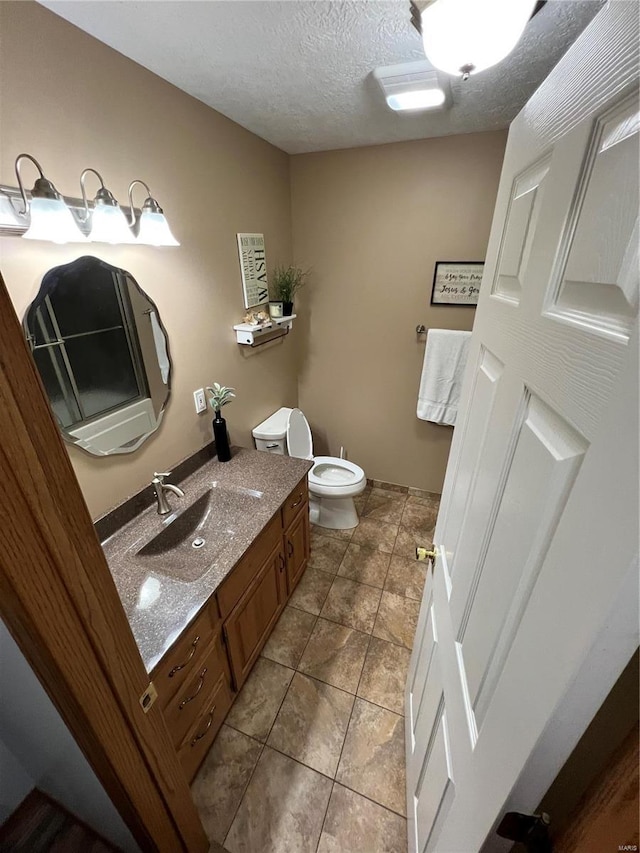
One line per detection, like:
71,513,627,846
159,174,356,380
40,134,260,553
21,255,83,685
128,180,180,247
15,154,85,243
80,168,136,244
0,194,21,228
418,0,537,79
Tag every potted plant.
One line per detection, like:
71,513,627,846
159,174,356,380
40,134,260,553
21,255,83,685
271,265,310,316
206,382,235,462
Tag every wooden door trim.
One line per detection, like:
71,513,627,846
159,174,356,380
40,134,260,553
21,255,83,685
0,272,208,852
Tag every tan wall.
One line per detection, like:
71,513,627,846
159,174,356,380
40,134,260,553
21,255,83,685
0,3,296,519
291,132,507,493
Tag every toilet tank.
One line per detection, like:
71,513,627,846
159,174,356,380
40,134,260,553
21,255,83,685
252,407,293,455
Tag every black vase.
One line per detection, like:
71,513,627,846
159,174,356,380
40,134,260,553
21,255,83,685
213,415,231,462
282,301,294,316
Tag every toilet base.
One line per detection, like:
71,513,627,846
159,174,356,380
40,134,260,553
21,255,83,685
309,494,359,530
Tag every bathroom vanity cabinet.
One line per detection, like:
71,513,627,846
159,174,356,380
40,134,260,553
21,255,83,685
151,475,310,781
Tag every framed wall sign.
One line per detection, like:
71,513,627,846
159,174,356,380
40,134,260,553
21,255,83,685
237,233,269,308
431,261,484,306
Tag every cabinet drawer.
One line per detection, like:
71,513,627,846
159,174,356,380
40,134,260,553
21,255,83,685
152,603,219,709
178,674,233,783
163,635,228,749
281,477,308,530
217,513,281,619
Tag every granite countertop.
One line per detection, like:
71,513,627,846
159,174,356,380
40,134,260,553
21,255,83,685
101,447,312,673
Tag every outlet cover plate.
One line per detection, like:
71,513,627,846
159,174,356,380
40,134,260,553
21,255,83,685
193,388,206,414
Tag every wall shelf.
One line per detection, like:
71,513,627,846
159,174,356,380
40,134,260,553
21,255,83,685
233,315,296,347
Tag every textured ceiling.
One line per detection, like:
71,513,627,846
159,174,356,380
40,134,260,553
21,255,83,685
41,0,603,154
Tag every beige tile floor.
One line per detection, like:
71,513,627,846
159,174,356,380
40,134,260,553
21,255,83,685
193,483,440,853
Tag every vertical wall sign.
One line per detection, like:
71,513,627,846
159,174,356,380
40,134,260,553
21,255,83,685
237,233,269,308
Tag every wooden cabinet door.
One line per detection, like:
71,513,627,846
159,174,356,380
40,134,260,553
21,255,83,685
223,542,287,689
284,507,309,594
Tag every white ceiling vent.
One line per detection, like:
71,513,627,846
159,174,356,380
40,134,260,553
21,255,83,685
373,61,450,113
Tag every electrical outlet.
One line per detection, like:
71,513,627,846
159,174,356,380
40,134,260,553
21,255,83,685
193,388,206,414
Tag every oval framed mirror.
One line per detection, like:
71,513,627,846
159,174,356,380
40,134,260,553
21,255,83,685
24,256,172,456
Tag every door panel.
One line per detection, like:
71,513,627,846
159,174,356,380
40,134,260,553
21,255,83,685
492,155,551,305
411,603,440,761
285,508,310,593
224,543,287,688
415,710,455,853
458,393,588,727
446,373,526,595
548,94,639,340
440,347,504,572
406,4,639,851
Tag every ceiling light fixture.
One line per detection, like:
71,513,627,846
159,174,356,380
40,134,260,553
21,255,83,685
419,0,537,79
15,154,85,244
373,62,449,113
387,88,446,112
129,180,180,247
80,168,136,244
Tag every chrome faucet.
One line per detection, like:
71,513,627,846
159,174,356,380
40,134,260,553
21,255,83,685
151,471,185,515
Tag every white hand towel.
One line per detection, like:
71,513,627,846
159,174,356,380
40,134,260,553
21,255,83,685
417,329,471,425
149,310,170,385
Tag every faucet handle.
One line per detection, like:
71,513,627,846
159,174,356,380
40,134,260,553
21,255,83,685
152,471,171,483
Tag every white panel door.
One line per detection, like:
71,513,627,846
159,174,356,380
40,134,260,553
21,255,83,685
406,4,639,851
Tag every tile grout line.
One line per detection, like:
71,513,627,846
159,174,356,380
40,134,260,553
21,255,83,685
317,543,390,838
221,734,266,848
308,520,360,853
223,595,322,847
222,623,321,847
314,780,336,853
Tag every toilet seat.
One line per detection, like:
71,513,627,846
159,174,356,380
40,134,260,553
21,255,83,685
286,409,366,498
309,456,366,497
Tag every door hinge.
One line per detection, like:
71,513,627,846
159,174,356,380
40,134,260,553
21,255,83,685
139,681,158,714
496,811,552,853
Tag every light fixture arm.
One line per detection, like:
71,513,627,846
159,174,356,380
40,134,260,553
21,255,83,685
15,153,59,216
128,179,163,226
79,167,108,222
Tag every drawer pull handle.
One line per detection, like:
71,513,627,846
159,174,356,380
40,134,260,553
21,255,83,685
168,636,200,677
290,493,304,509
191,705,217,746
178,667,207,710
278,554,285,573
287,540,294,558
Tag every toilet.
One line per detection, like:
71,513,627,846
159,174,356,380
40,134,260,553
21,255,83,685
252,407,366,529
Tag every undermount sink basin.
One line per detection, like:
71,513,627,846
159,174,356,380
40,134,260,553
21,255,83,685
135,485,263,582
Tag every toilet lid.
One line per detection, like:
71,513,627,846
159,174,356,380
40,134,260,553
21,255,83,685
286,408,313,460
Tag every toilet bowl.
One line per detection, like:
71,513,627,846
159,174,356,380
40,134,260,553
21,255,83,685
252,407,366,530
